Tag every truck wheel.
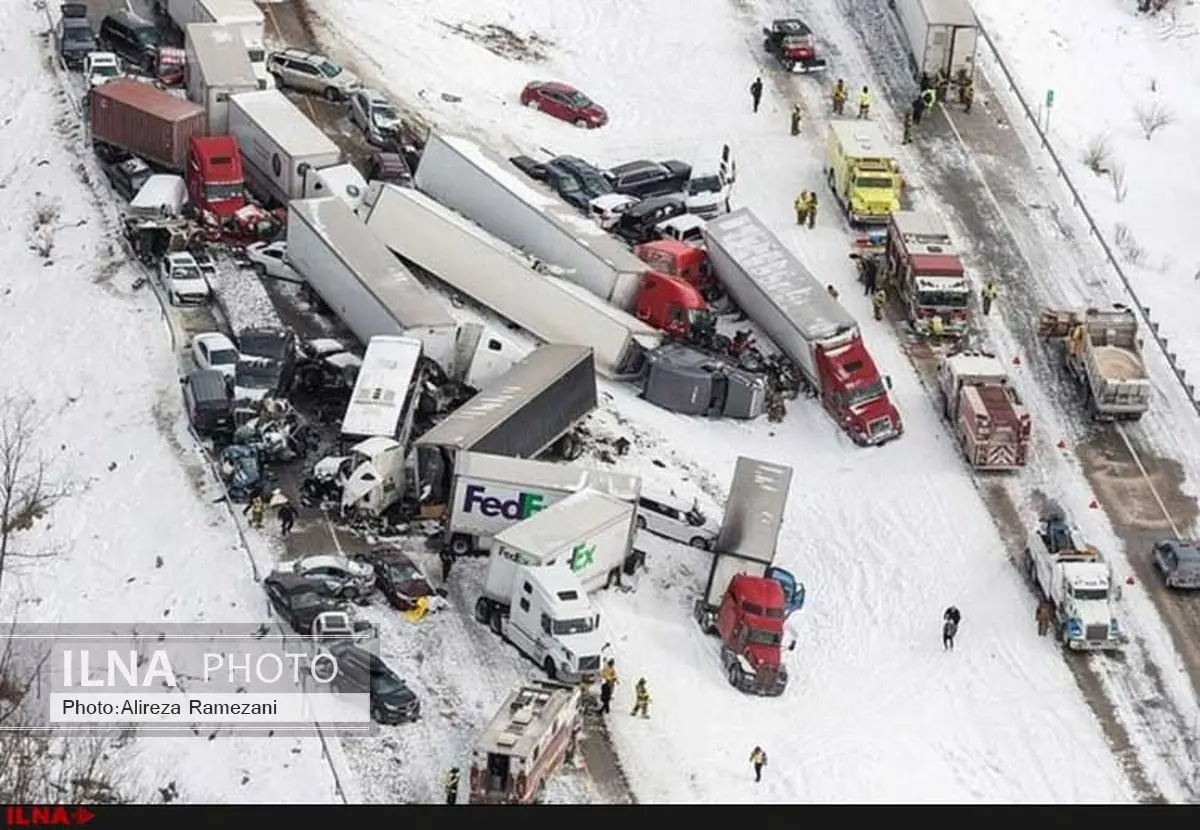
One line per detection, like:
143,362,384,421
689,536,711,550
324,87,341,102
574,119,588,129
489,609,505,636
726,661,742,688
449,535,472,556
474,597,491,625
543,657,558,680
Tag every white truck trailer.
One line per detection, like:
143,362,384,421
165,0,272,89
411,345,598,507
227,91,367,208
414,132,649,311
287,196,521,386
442,451,641,556
360,183,663,379
183,23,258,134
479,489,640,602
1025,510,1125,651
1037,307,1152,421
891,0,979,83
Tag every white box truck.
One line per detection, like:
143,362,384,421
227,91,368,208
414,132,649,311
165,0,273,89
286,196,462,375
891,0,979,83
183,23,258,134
444,451,642,556
360,183,663,379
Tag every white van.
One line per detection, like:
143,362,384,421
684,144,736,219
636,481,720,550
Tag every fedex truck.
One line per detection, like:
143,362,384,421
443,452,641,556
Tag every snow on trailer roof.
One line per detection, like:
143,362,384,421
230,91,340,159
494,489,632,555
715,456,794,564
434,133,649,273
919,0,979,29
703,209,856,342
341,336,424,439
184,24,257,87
478,681,577,759
455,452,642,503
413,344,594,451
289,196,455,329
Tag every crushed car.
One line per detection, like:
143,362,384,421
355,548,447,613
218,444,264,502
292,554,377,600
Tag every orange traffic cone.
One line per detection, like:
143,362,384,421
1012,356,1021,366
1126,576,1136,585
1088,498,1100,509
1056,439,1067,449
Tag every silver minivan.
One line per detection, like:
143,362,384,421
636,483,720,549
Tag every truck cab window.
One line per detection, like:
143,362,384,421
519,598,530,612
541,613,551,634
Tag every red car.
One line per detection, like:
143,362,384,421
520,81,608,128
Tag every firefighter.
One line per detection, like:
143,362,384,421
630,678,650,718
929,314,945,338
243,494,265,529
911,94,926,126
790,102,803,136
599,659,618,715
804,191,817,228
750,746,768,782
872,288,887,321
961,78,975,113
857,85,872,119
934,68,950,102
902,112,913,145
1036,601,1053,637
794,191,810,226
981,280,997,316
831,78,848,115
826,284,839,301
444,767,460,805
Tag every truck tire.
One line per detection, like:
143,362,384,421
449,534,473,556
324,87,341,102
489,609,505,637
689,536,711,550
543,657,558,680
474,597,492,625
726,661,742,689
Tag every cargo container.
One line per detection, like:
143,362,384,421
90,79,207,171
891,0,978,83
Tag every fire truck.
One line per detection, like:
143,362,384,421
883,211,971,337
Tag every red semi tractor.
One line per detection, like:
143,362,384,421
703,209,902,445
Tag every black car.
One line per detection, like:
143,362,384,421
551,156,613,202
614,194,688,244
606,159,693,199
356,548,443,612
98,9,162,71
509,155,548,181
181,369,233,437
540,161,590,210
237,327,297,393
57,3,98,70
264,572,343,635
102,154,153,201
327,642,420,724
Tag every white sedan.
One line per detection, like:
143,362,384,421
191,332,239,380
244,241,301,282
159,252,211,306
293,554,377,599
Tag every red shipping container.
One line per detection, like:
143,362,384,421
90,79,206,172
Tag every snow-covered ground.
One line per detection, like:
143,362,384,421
972,0,1200,378
0,3,340,802
305,0,1136,802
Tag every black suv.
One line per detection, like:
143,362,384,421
237,327,297,395
99,9,161,70
327,643,420,724
606,159,692,199
614,194,688,244
550,156,612,202
57,4,98,70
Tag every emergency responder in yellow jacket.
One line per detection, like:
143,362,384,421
444,767,460,804
857,86,872,119
790,102,802,136
631,678,650,718
598,659,618,715
803,191,817,228
981,280,997,316
794,192,810,226
831,79,848,115
929,314,945,337
750,746,767,782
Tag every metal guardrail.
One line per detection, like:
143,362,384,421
974,19,1200,418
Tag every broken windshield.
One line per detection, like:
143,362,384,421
552,616,597,635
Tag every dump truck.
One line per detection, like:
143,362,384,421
90,79,206,171
891,0,979,84
825,120,904,226
1025,510,1125,651
883,210,971,336
694,458,805,697
1037,307,1152,420
935,351,1031,470
703,209,903,445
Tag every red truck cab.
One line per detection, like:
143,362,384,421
817,331,902,445
634,271,713,338
635,239,713,294
716,574,788,696
187,135,245,218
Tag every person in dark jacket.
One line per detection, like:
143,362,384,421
911,94,927,126
750,746,767,782
860,255,880,295
444,767,460,804
599,659,618,715
440,549,454,583
278,501,297,535
750,77,764,113
943,606,961,651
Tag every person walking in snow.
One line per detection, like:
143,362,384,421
804,191,818,228
440,549,454,583
277,500,296,536
826,284,839,301
630,678,651,718
1036,601,1053,637
244,495,265,529
934,68,950,103
872,288,887,321
943,606,961,651
794,191,811,226
857,86,873,119
911,94,927,126
599,658,618,715
750,77,764,113
981,280,998,316
444,767,460,804
831,79,848,115
750,746,767,782
790,102,803,135
860,255,880,296
961,78,975,113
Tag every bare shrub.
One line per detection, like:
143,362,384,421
1134,101,1174,139
1081,134,1112,175
1109,160,1128,203
1113,223,1145,265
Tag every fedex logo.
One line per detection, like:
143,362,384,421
461,484,547,520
